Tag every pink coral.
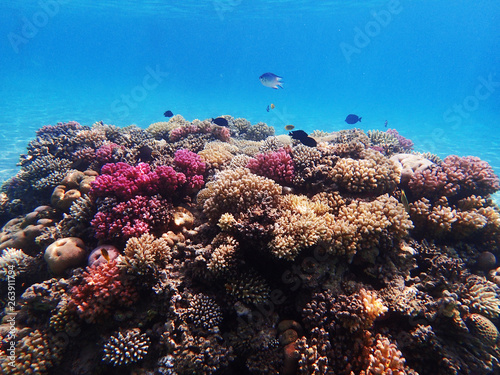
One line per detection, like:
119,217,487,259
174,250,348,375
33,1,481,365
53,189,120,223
246,148,295,184
90,162,186,200
68,260,138,323
169,123,230,142
91,195,172,240
409,155,499,199
174,149,206,190
95,143,122,164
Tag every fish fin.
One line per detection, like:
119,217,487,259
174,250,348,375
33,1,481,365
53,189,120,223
359,117,362,122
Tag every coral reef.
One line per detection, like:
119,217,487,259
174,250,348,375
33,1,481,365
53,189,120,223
1,117,499,375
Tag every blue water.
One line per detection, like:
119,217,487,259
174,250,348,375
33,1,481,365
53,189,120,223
1,0,499,190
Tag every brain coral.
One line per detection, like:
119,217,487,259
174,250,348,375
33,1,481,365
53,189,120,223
197,167,282,223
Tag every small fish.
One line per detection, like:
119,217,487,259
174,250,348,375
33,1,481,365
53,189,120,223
284,124,295,131
212,117,229,127
137,145,152,162
266,105,270,112
101,248,110,262
401,190,410,214
270,103,275,109
259,72,283,89
164,110,174,117
289,130,317,147
345,114,362,124
384,120,388,127
266,103,275,112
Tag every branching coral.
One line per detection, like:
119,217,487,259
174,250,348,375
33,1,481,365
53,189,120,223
197,167,282,222
102,328,150,366
119,233,171,276
68,260,138,323
247,148,295,184
360,335,407,375
184,293,223,332
0,248,34,280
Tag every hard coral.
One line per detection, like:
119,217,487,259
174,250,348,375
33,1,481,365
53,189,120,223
69,260,138,323
197,167,282,223
174,149,206,190
247,148,295,184
119,233,171,276
102,328,150,366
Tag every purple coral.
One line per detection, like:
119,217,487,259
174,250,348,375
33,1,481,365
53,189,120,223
246,148,295,184
386,129,414,151
174,149,206,190
409,155,499,199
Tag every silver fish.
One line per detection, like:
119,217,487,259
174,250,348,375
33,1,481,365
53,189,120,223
259,72,283,89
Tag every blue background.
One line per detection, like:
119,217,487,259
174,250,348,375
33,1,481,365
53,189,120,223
0,0,499,194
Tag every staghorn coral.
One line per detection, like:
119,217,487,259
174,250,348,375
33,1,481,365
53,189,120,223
102,328,150,366
119,233,171,276
68,260,138,323
197,167,282,223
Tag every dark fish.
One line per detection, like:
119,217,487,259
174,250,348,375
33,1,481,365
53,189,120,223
401,190,410,214
137,145,152,162
289,130,317,147
289,130,309,140
384,120,388,127
212,117,229,127
345,114,362,124
164,110,174,117
266,105,270,112
259,72,283,89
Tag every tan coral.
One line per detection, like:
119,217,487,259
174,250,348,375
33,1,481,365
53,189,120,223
360,335,407,375
119,233,171,276
197,168,282,223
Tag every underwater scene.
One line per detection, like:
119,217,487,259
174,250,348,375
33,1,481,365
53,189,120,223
0,1,500,374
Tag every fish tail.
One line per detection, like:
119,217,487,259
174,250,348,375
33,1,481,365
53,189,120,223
359,117,362,122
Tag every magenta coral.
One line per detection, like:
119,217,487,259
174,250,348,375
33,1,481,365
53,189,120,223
68,260,138,323
174,149,206,190
91,195,171,240
246,148,295,184
408,155,500,199
95,143,122,164
90,162,186,200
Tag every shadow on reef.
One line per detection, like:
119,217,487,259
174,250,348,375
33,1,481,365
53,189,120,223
0,116,499,374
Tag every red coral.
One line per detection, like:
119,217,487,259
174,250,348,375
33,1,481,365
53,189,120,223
68,261,138,323
408,155,499,199
247,148,295,184
91,195,172,240
174,149,206,190
90,162,186,200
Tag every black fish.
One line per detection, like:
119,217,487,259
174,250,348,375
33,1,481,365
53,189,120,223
289,130,317,147
212,117,229,127
345,114,362,124
288,130,309,140
164,110,174,117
